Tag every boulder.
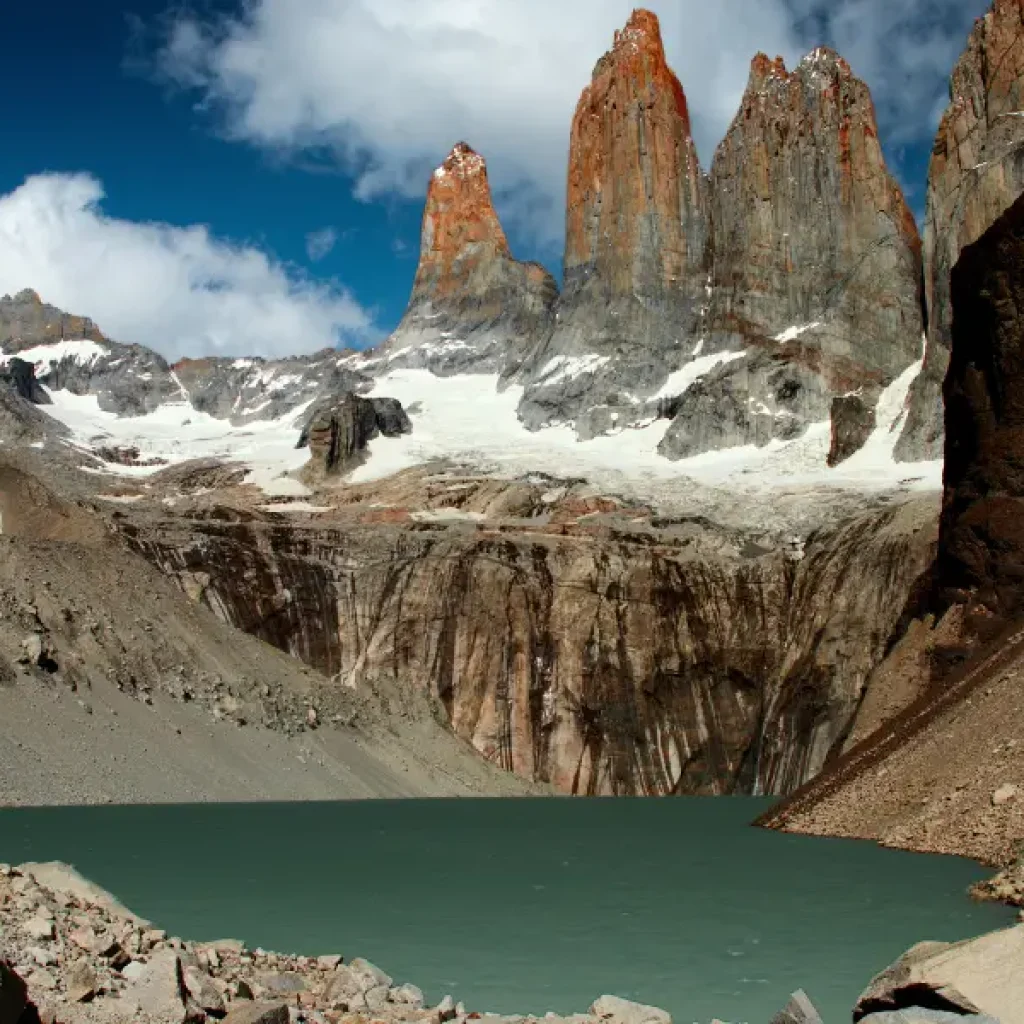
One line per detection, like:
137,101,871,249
222,1003,289,1024
590,994,672,1024
22,917,55,942
184,965,226,1015
297,393,411,476
853,925,1024,1023
858,1012,1000,1024
390,982,425,1007
0,961,27,1024
122,950,203,1023
769,988,823,1024
67,963,98,1003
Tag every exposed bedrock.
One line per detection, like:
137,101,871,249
380,142,558,377
516,10,710,437
897,0,1024,462
119,491,937,797
658,47,923,457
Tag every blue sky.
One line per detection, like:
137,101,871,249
0,0,992,359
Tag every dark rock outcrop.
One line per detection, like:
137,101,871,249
379,142,557,376
935,189,1024,621
828,389,881,467
0,960,28,1024
297,394,411,476
517,10,710,438
0,357,49,405
897,0,1024,462
660,48,922,458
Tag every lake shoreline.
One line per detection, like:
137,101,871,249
1,860,1022,1024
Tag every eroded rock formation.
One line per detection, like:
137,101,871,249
897,0,1024,462
120,480,936,797
381,142,557,376
517,10,710,438
660,49,923,458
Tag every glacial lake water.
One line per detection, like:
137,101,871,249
0,798,1013,1024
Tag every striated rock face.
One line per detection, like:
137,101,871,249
380,142,557,376
122,484,936,797
517,10,710,438
0,357,50,406
936,189,1024,622
897,0,1024,462
661,48,923,457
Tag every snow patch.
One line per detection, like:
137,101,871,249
652,352,745,401
537,354,611,386
773,322,822,343
0,339,107,369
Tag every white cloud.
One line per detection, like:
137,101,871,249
305,225,338,261
0,174,373,360
156,0,989,249
158,0,801,247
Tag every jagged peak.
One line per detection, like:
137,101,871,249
613,8,663,53
748,52,788,90
797,46,852,78
432,141,487,182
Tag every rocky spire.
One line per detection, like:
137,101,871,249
562,8,708,298
705,47,922,375
517,8,711,438
896,0,1024,462
382,142,557,376
658,47,924,461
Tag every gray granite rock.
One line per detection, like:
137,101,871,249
897,0,1024,462
769,988,823,1024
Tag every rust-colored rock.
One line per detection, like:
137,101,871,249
518,9,710,437
382,142,557,375
897,0,1024,461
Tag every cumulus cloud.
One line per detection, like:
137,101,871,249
0,174,373,360
305,225,338,261
156,0,989,248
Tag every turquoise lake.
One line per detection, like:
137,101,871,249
0,798,1012,1023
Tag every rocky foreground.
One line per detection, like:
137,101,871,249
1,863,1022,1024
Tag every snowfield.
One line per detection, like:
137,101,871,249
6,334,942,516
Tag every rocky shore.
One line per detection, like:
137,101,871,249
1,862,1022,1024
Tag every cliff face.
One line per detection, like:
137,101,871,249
120,483,936,797
897,0,1024,462
937,189,1024,621
381,142,558,376
517,10,711,439
758,191,1024,870
660,49,923,459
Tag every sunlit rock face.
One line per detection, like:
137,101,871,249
123,483,936,798
516,10,711,439
658,48,923,461
379,142,557,377
897,0,1024,462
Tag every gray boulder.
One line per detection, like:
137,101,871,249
858,1012,1000,1024
121,950,203,1023
769,989,823,1024
590,994,671,1024
853,925,1024,1023
828,390,880,467
222,1003,289,1024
